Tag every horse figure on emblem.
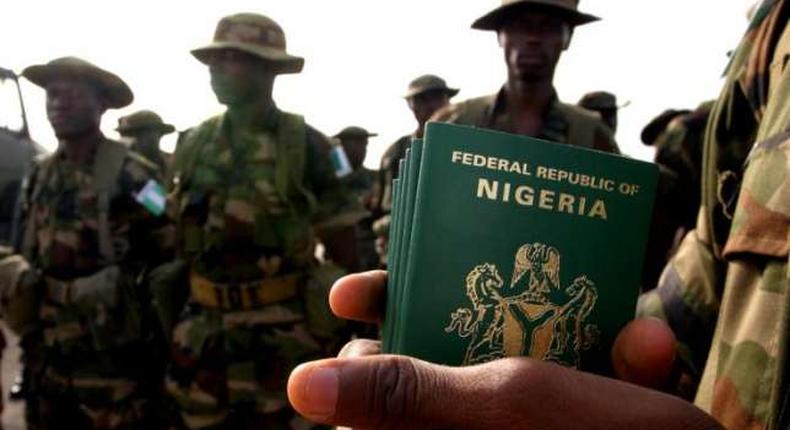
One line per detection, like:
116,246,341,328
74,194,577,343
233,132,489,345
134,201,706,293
445,243,599,367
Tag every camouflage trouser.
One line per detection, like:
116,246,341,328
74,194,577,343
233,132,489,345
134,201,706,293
24,342,168,430
25,362,172,430
166,307,328,430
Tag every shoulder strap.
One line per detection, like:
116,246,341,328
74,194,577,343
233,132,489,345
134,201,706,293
556,103,598,149
172,116,221,191
20,154,54,260
275,111,316,210
92,140,129,263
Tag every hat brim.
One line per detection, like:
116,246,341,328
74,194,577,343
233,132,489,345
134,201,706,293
22,64,133,109
472,1,600,30
334,132,379,139
117,123,176,135
191,42,304,74
404,86,460,100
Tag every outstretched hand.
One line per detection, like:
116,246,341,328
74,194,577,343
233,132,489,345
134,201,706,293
288,271,721,430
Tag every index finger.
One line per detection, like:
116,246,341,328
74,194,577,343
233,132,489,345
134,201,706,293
329,270,387,323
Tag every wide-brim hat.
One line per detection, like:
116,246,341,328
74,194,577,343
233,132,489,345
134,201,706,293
404,74,460,99
641,109,691,146
116,110,175,135
472,0,600,31
334,126,378,140
22,56,133,109
578,91,618,110
192,13,304,74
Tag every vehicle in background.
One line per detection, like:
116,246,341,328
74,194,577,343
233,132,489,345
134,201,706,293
0,66,39,245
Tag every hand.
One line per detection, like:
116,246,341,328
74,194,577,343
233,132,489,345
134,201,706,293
288,271,722,430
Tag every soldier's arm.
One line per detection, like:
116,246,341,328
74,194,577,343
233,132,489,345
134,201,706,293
121,156,176,266
636,213,723,399
304,127,363,272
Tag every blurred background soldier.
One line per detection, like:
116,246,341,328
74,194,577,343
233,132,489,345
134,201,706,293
577,90,620,132
0,67,41,410
166,13,363,429
0,56,172,429
372,74,458,266
433,0,619,154
639,103,712,290
333,126,378,270
116,109,176,172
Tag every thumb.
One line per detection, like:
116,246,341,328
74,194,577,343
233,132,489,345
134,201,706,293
288,355,512,429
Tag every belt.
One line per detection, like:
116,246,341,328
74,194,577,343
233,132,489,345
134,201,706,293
189,272,301,310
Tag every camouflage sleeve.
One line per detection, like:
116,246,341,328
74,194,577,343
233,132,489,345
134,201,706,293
303,126,366,233
119,154,175,266
636,211,724,395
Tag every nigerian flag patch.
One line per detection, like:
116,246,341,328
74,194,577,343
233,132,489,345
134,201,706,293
135,179,166,216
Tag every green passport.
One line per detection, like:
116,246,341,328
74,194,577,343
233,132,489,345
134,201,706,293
385,123,658,372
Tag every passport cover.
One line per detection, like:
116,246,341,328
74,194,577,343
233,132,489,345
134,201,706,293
386,123,658,372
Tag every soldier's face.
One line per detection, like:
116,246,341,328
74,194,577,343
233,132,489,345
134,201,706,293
498,10,569,83
208,49,274,106
45,80,105,139
122,128,162,153
408,90,451,125
340,137,368,169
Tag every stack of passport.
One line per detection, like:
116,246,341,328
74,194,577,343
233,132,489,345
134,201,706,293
382,123,658,372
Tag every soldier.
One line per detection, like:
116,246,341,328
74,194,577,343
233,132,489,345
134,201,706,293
0,57,172,429
432,0,619,154
333,126,378,270
287,1,790,429
577,91,619,132
373,75,458,266
116,110,176,172
166,13,363,429
333,126,377,205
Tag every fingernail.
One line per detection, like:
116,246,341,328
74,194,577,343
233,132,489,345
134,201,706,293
301,366,339,418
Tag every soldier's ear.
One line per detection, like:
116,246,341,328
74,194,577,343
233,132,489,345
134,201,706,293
561,25,573,50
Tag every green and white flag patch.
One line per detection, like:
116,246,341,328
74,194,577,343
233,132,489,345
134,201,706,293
135,179,166,216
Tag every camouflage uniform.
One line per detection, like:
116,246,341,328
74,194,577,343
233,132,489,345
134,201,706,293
5,55,171,430
432,89,620,154
21,141,170,430
639,2,789,428
116,110,176,173
371,76,459,266
334,127,378,270
639,104,712,290
166,14,360,430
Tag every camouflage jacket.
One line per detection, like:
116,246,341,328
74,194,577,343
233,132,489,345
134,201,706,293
23,138,168,280
170,106,359,282
639,2,789,428
431,88,620,154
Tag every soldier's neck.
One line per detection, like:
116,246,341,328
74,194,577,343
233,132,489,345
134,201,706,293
60,129,102,165
505,78,555,114
226,98,275,133
415,123,426,139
